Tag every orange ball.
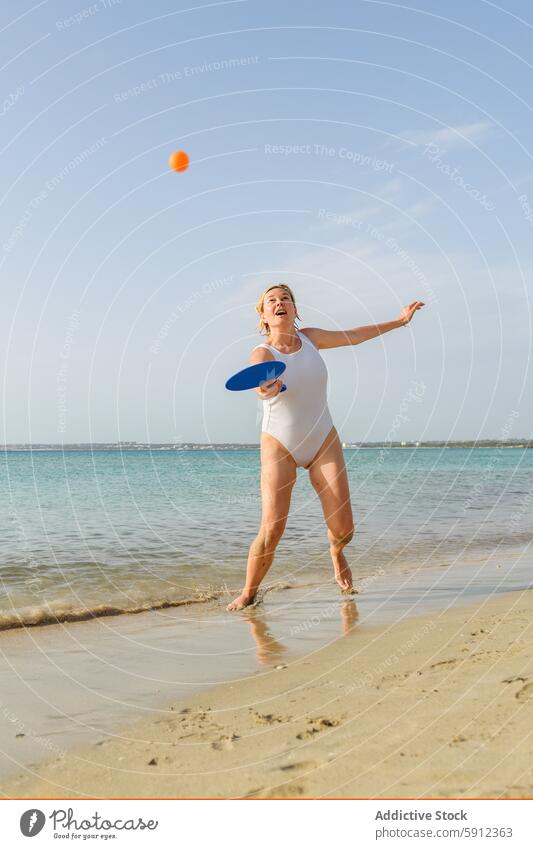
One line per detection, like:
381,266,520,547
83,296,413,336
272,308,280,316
168,150,189,172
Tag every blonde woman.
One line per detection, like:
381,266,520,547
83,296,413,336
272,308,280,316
227,285,424,611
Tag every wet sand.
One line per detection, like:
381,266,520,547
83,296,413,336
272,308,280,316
1,551,532,799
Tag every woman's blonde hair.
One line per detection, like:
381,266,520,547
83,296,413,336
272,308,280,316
255,283,301,335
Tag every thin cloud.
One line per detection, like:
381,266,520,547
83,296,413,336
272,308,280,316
376,178,403,197
400,121,493,149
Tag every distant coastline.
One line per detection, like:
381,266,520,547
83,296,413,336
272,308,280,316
1,440,532,451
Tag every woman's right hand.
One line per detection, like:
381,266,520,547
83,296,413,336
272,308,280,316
256,378,283,399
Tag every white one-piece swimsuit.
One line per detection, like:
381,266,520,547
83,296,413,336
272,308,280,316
253,330,335,468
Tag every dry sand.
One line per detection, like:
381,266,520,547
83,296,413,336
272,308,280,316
2,589,533,799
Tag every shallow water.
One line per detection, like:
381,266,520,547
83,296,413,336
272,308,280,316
1,447,531,629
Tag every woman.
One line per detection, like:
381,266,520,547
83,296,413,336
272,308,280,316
227,284,424,612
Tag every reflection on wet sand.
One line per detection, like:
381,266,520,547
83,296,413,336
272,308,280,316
340,600,359,634
242,609,287,665
243,598,360,664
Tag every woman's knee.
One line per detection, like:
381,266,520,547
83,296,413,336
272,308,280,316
328,524,355,549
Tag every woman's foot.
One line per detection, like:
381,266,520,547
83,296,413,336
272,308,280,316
331,550,358,594
226,590,257,612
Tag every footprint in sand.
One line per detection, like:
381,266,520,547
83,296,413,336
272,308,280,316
450,734,468,746
251,710,292,725
296,717,341,740
167,708,222,741
430,658,458,670
515,682,533,702
211,733,240,751
277,759,318,772
244,784,306,799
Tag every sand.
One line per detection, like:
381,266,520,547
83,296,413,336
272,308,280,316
2,587,533,799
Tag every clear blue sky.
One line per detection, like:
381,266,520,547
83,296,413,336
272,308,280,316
1,0,532,443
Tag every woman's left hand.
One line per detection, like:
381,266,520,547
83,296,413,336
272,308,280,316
399,301,425,326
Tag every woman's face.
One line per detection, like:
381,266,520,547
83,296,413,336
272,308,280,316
262,288,296,330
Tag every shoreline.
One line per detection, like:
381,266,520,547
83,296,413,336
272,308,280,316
2,535,531,634
1,548,532,798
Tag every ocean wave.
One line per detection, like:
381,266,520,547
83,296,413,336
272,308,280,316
0,581,305,632
0,590,223,632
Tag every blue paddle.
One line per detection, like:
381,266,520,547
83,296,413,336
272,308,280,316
225,360,287,392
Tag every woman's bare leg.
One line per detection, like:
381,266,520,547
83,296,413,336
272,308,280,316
307,427,356,592
227,434,297,611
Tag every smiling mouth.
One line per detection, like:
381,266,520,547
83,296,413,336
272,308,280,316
275,310,287,315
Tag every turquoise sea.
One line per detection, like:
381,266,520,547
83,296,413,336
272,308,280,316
1,447,532,630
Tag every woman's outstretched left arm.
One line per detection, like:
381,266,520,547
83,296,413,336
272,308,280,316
302,301,425,350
